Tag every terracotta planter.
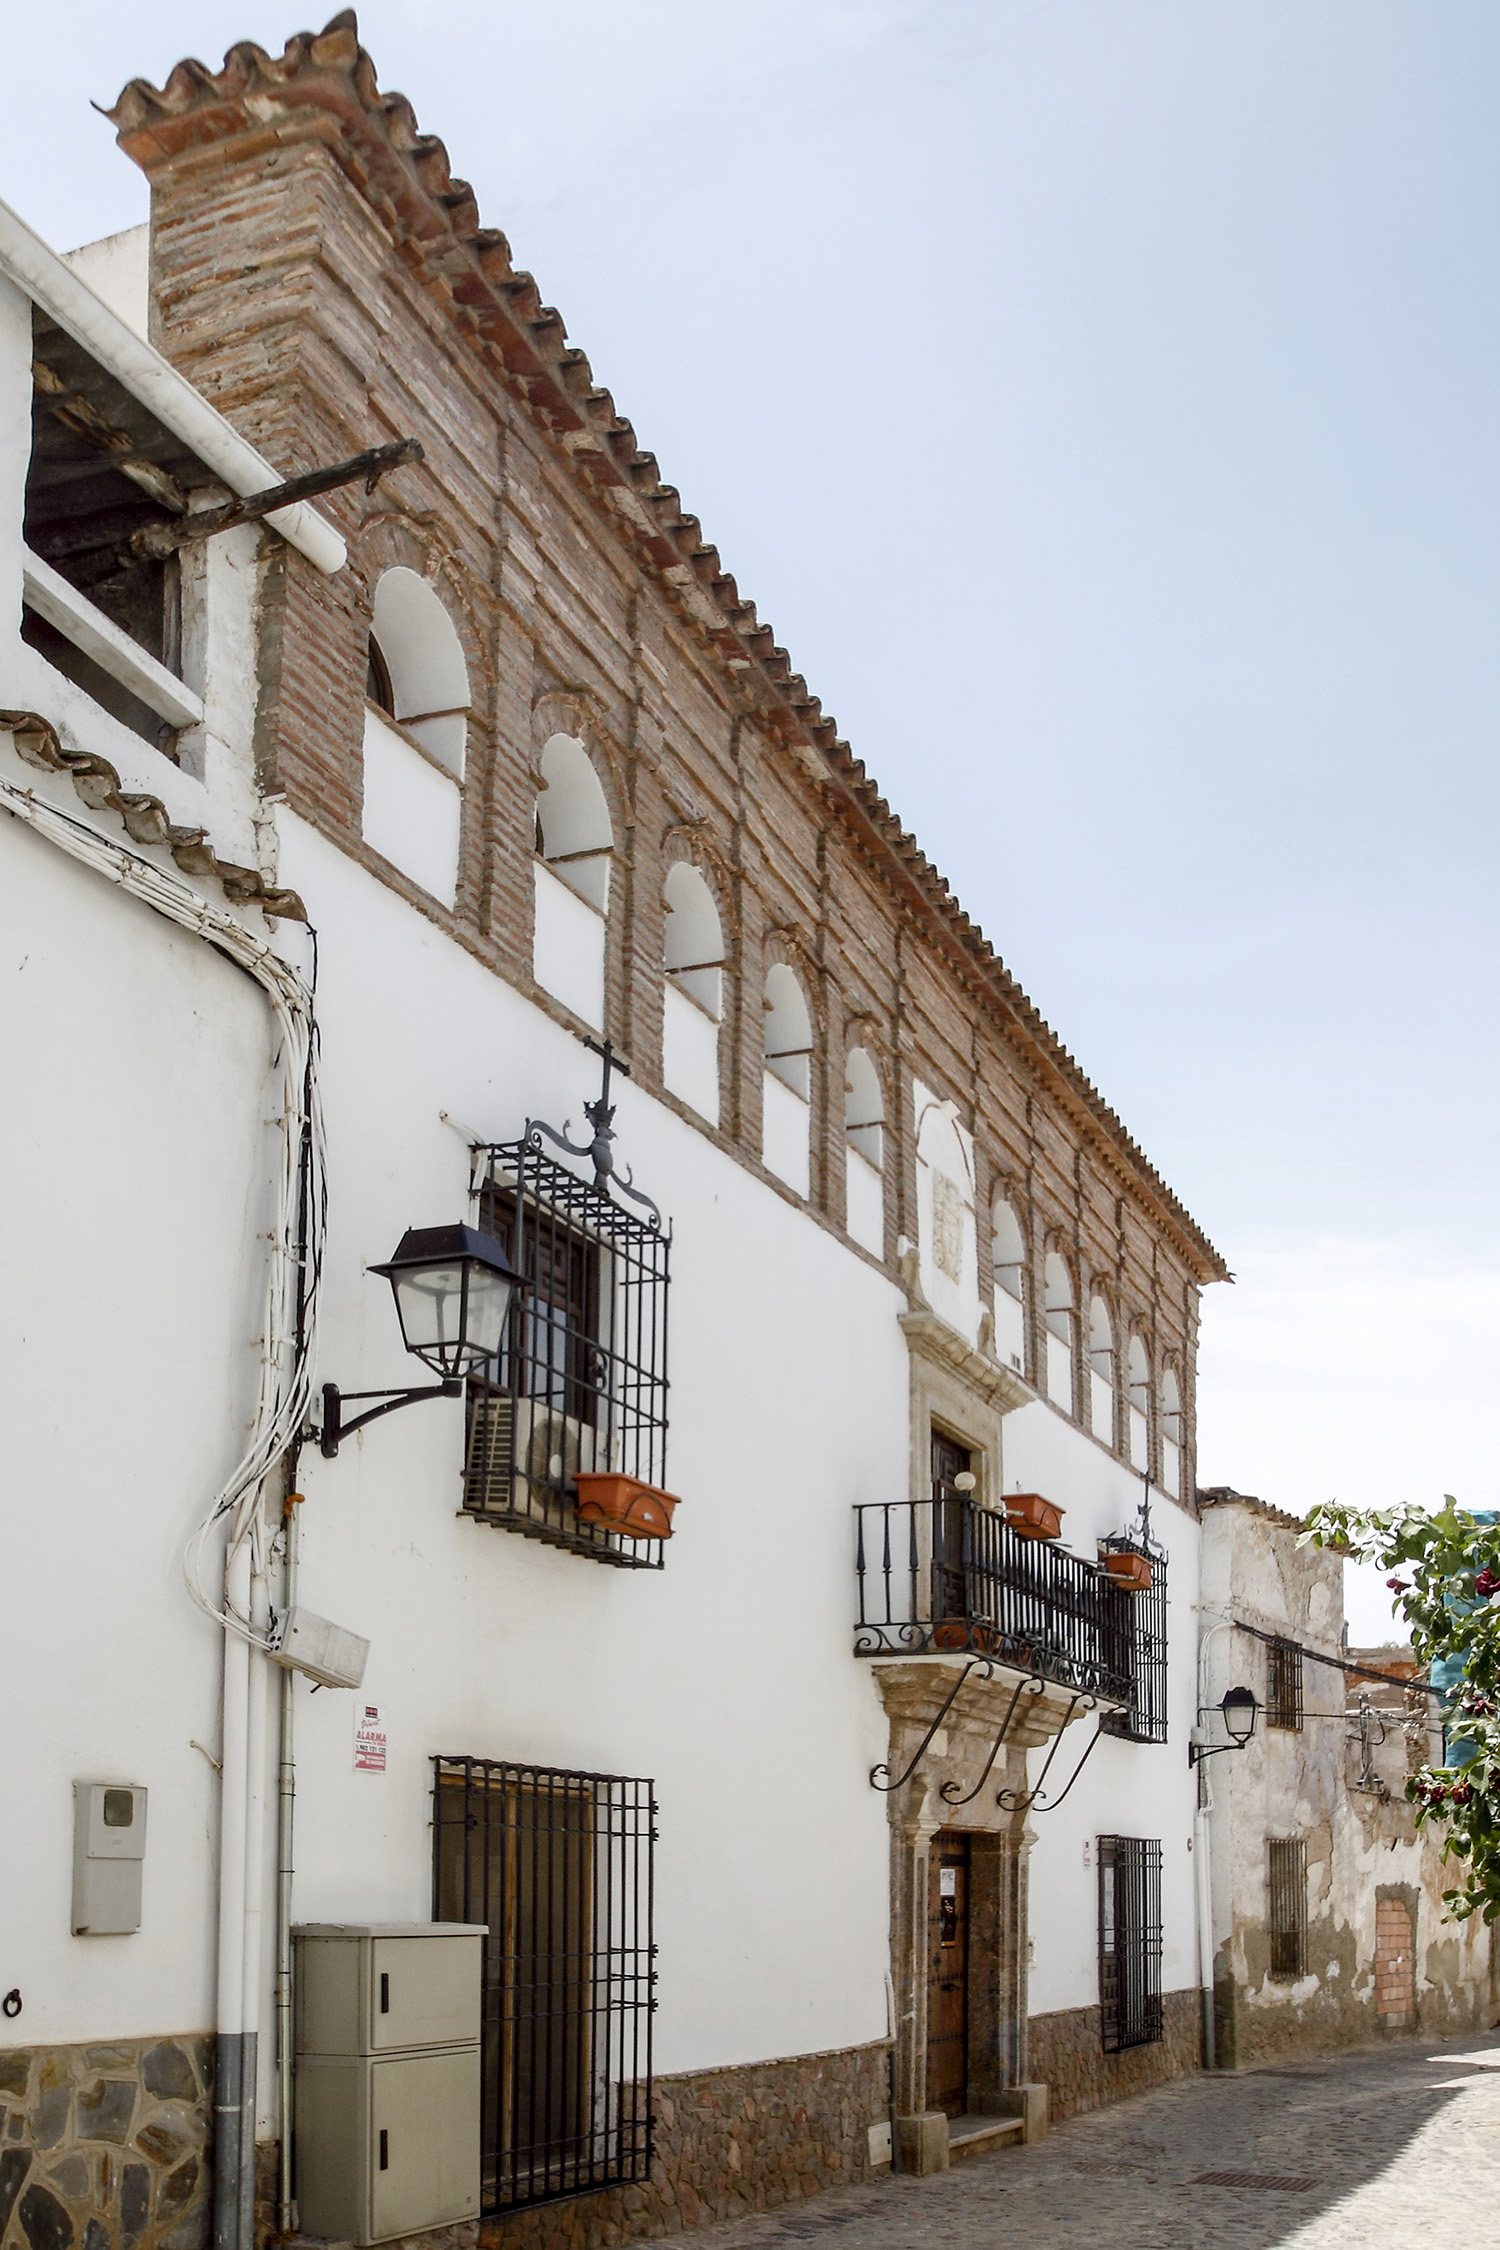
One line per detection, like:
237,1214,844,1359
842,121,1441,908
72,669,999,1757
1102,1548,1153,1592
575,1473,681,1540
1003,1491,1064,1541
932,1620,1000,1655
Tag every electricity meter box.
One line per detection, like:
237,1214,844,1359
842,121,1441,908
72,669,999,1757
72,1782,147,1935
293,1923,485,2246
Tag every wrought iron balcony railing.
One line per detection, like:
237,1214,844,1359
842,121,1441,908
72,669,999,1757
854,1497,1135,1706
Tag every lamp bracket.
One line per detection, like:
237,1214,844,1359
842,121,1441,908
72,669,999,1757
316,1378,461,1459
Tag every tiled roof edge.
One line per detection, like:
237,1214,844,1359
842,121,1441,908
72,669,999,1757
1,710,308,919
107,11,1226,1279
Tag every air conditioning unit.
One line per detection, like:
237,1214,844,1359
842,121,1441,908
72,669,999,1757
464,1392,611,1515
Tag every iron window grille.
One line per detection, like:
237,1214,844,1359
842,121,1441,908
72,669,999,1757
1268,1837,1307,1980
432,1757,656,2214
1266,1639,1305,1731
1100,1538,1169,1744
463,1138,670,1568
1098,1835,1163,2053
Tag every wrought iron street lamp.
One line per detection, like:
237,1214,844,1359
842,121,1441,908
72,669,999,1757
319,1224,522,1457
1189,1684,1260,1766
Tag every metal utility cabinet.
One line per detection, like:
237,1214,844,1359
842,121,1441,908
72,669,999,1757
293,1923,486,2245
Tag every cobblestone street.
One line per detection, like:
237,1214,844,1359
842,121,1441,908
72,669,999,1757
693,2029,1500,2250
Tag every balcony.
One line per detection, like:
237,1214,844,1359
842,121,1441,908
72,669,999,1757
854,1497,1134,1708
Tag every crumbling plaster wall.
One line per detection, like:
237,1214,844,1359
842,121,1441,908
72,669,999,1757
1201,1498,1492,2067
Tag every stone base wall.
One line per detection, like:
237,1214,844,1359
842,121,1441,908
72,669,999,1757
0,2037,212,2250
1028,1989,1202,2123
355,2041,892,2250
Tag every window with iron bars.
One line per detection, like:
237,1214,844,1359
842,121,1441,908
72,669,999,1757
1268,1837,1307,1980
1098,1835,1163,2053
1100,1541,1168,1744
433,1757,656,2214
1266,1639,1304,1731
463,1139,670,1567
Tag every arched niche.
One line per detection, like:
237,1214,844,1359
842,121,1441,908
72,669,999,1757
369,566,470,775
360,567,468,906
536,734,613,910
843,1045,885,1257
991,1197,1027,1371
1088,1294,1115,1445
532,732,613,1030
1160,1366,1183,1500
662,861,723,1124
762,963,812,1197
1127,1334,1151,1472
1043,1251,1076,1415
914,1088,977,1337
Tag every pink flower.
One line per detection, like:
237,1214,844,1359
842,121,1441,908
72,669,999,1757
1387,1577,1410,1593
1476,1566,1500,1598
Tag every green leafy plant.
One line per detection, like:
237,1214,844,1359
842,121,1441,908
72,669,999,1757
1302,1499,1500,1923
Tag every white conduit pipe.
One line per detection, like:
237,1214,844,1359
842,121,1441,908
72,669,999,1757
0,751,326,2250
0,196,346,578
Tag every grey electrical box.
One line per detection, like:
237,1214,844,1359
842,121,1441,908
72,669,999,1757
72,1782,147,1935
269,1607,370,1691
293,1924,484,2245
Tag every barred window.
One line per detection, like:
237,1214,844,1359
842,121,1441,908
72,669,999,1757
1098,1835,1163,2053
1268,1837,1307,1980
433,1758,656,2214
1267,1640,1304,1731
1101,1543,1168,1744
463,1139,670,1568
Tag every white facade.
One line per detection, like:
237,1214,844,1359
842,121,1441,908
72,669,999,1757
3,159,1219,2250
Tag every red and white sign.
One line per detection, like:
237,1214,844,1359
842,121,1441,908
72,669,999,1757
354,1703,387,1772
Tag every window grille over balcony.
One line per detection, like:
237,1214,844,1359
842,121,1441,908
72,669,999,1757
1267,1639,1305,1731
853,1498,1135,1706
1098,1835,1163,2052
1268,1837,1307,1980
433,1757,656,2214
463,1139,670,1567
1101,1539,1168,1745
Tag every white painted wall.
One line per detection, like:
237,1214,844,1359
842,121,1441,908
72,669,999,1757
532,857,605,1028
1005,1398,1202,2017
761,1069,810,1198
662,980,719,1124
361,707,462,908
845,1144,884,1259
60,225,150,340
0,772,278,2046
272,814,902,2077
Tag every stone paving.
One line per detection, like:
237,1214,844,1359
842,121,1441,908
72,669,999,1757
688,2027,1500,2250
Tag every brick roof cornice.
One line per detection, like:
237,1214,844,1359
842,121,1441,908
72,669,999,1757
110,10,1227,1283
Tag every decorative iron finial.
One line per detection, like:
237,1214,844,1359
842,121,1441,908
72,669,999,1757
525,1036,662,1227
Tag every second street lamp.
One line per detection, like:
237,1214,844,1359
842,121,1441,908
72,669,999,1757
1189,1684,1260,1766
319,1224,522,1457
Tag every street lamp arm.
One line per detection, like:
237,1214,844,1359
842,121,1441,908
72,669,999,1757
317,1378,461,1458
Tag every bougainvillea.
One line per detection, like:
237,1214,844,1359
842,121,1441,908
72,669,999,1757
1302,1498,1500,1924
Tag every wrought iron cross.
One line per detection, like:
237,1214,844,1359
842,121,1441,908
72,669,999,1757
525,1035,661,1227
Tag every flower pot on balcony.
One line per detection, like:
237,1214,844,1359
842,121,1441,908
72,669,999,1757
932,1620,1000,1655
1102,1548,1153,1592
1004,1492,1064,1541
574,1473,680,1540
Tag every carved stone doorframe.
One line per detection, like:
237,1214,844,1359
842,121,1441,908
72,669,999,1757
874,1659,1071,2170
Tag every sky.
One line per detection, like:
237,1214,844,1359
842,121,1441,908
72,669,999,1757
9,1,1499,1638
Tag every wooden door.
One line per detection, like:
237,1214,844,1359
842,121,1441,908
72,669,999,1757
931,1431,973,1629
927,1833,970,2117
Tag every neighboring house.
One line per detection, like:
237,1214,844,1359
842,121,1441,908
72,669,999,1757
4,18,1236,2250
1198,1490,1495,2068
